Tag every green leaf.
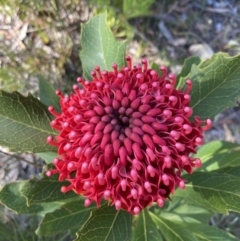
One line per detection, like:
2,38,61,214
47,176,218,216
161,197,212,224
200,150,240,172
36,201,95,236
189,223,239,241
36,152,57,164
0,90,56,152
38,75,60,112
195,141,240,171
195,140,239,162
151,63,162,76
215,166,240,178
20,174,77,205
0,182,60,215
174,172,240,214
123,0,154,19
132,209,162,241
153,211,238,241
150,213,198,241
75,204,132,241
177,56,201,88
79,13,126,79
188,53,240,119
151,199,237,241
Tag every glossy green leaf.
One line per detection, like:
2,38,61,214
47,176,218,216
177,56,201,88
38,75,60,112
150,213,198,241
200,151,240,172
161,197,212,224
190,223,239,241
0,182,60,215
153,210,238,241
0,90,56,152
188,53,240,119
123,0,154,19
195,141,240,171
36,152,58,164
215,166,240,178
37,201,95,236
79,13,126,79
132,209,162,241
174,172,240,214
152,202,238,241
20,174,77,205
75,204,132,241
195,140,239,162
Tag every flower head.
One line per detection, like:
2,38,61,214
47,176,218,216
47,56,211,214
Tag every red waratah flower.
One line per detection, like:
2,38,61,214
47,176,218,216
46,56,212,214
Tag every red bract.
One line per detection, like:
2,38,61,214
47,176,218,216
46,56,211,214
